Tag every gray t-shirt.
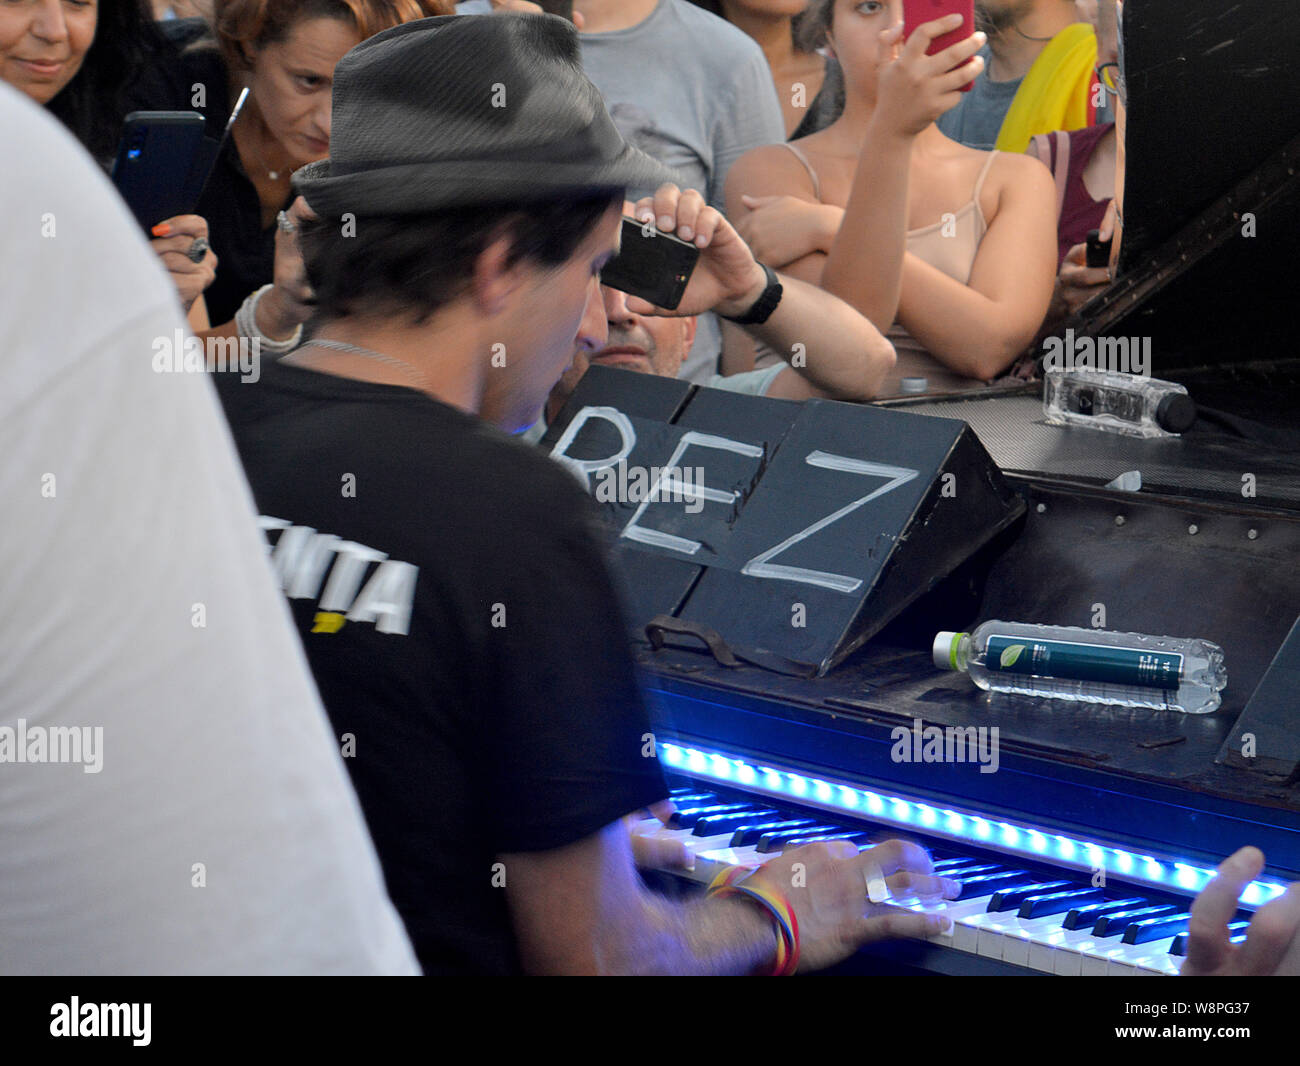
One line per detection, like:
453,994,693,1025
579,1,785,383
937,46,1022,150
938,43,1115,150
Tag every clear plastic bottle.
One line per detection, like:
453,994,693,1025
1043,369,1197,439
933,621,1226,714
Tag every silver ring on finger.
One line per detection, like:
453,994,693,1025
277,210,297,234
864,861,889,904
186,236,210,264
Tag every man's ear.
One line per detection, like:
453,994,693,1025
472,233,526,316
681,316,698,355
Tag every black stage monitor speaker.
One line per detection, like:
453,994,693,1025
1068,0,1300,376
540,366,1024,677
1217,615,1300,780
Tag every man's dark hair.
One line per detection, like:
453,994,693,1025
47,0,163,165
299,193,620,325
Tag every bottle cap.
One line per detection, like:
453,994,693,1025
933,631,964,670
1156,392,1196,433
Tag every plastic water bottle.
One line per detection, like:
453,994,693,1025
1043,369,1196,438
933,621,1226,714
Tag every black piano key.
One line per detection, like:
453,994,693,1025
730,819,821,846
989,880,1076,913
933,863,1001,880
667,803,754,829
756,825,846,853
932,857,980,872
691,809,781,837
1062,897,1149,931
955,870,1030,901
780,831,874,849
1092,905,1181,938
1122,911,1193,945
1169,920,1250,957
1018,887,1105,919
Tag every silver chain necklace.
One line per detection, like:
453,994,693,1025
293,338,428,392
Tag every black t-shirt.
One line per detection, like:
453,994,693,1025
126,19,287,325
214,360,667,975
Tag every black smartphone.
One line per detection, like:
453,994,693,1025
600,217,700,310
1086,228,1113,269
110,111,209,231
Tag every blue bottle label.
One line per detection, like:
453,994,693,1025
985,635,1183,689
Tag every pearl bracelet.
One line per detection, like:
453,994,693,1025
235,284,303,356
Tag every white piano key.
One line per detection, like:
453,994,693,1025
1001,913,1078,969
1101,931,1183,976
970,909,1028,960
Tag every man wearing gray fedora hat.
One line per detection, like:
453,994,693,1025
215,12,952,974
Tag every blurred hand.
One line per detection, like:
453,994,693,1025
626,800,688,871
737,194,841,267
874,17,986,138
625,184,768,320
256,196,316,341
1182,847,1300,976
150,214,217,313
1054,240,1111,317
746,838,960,973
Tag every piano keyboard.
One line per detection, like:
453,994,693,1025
633,786,1255,976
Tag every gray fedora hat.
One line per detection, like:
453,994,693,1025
293,13,680,216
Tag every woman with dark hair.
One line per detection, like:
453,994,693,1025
690,0,825,138
0,0,219,315
126,0,448,340
2,0,158,163
724,0,1057,397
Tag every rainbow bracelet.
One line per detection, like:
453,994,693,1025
707,865,800,976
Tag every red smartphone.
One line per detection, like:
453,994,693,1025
902,0,977,91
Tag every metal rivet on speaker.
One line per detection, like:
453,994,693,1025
1114,515,1125,526
1036,503,1047,513
1248,528,1258,540
1188,524,1199,535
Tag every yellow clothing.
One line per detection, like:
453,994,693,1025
995,23,1099,154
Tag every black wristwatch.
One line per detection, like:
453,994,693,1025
721,262,783,326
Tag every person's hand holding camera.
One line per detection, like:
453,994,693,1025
625,184,767,320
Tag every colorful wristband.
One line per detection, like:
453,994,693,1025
707,865,800,976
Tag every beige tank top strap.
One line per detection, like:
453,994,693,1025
972,150,1000,201
780,141,823,201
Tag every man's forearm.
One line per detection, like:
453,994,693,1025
742,274,896,400
616,889,778,976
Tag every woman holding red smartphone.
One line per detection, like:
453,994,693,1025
723,0,1057,397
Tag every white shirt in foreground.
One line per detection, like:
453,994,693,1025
0,85,418,975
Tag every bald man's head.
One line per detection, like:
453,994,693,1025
545,285,698,424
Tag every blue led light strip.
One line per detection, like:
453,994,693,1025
659,741,1289,909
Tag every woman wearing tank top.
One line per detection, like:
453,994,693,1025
724,0,1057,398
